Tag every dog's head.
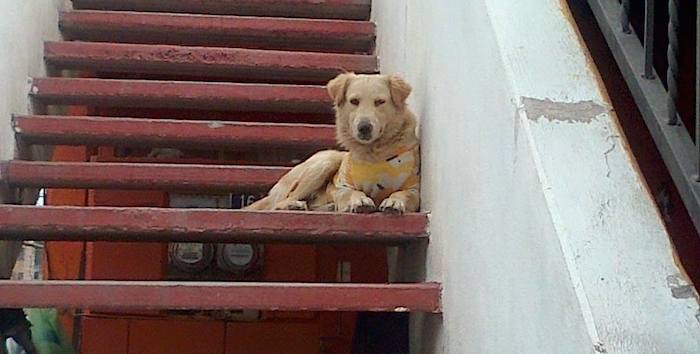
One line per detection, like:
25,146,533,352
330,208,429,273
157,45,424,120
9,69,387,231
327,73,412,147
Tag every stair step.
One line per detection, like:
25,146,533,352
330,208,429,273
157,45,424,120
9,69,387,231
0,280,441,312
13,115,336,149
1,161,289,192
31,78,332,114
0,206,430,244
60,11,375,54
45,41,377,83
71,0,372,20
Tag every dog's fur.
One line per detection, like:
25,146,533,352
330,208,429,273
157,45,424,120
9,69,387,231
247,73,420,214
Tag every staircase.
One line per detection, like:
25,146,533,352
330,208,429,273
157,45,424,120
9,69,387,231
0,0,439,351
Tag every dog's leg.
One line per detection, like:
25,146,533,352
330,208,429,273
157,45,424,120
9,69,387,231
274,154,340,209
247,171,301,211
247,150,345,211
380,154,420,214
245,195,272,210
379,189,419,214
276,200,309,211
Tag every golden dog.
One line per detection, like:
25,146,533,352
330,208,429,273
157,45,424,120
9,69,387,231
247,73,420,214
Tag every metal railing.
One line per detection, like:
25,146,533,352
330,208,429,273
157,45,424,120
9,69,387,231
588,0,700,233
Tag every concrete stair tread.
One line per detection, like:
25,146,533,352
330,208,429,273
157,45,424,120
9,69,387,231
13,115,336,149
1,160,291,192
71,0,372,20
0,280,441,312
60,10,375,53
0,205,429,244
30,77,333,115
45,41,377,84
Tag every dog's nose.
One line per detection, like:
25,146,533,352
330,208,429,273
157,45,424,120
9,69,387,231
357,121,373,140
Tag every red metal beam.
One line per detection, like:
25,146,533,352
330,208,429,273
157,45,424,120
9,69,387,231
31,78,332,113
71,0,372,20
0,280,441,312
0,206,430,244
13,115,336,149
60,11,375,54
2,161,289,192
44,41,377,83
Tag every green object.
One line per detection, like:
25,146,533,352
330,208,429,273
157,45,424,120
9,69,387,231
25,309,74,354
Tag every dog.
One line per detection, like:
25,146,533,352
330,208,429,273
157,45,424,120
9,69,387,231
247,73,420,214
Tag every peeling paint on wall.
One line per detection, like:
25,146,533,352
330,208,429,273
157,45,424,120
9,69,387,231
593,342,608,353
667,274,698,299
522,97,608,123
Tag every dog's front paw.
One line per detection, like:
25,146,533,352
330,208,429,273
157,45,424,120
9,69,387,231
274,200,308,211
344,195,376,213
379,198,406,215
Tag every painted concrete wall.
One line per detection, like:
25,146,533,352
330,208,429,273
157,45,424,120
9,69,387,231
0,0,64,278
373,0,700,353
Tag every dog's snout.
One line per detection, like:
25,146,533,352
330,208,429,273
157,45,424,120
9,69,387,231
357,121,373,140
358,122,372,135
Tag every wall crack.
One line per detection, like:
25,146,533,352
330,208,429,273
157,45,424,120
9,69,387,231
603,135,620,178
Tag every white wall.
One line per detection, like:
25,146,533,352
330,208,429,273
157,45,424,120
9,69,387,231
0,0,64,278
373,1,700,353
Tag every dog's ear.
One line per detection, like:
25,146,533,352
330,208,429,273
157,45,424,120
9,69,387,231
388,74,412,108
327,72,355,106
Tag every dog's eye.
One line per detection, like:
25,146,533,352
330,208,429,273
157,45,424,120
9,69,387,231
374,99,386,106
350,98,360,105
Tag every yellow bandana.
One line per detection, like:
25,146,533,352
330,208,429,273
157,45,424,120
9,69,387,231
333,144,420,204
